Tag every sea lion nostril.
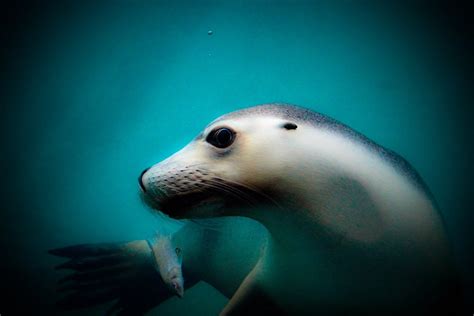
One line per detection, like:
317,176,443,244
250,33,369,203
139,167,150,192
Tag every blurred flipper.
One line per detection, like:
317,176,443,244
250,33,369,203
49,240,197,315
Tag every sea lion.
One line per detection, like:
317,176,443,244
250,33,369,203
139,103,460,315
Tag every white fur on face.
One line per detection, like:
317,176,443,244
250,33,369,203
141,117,290,201
142,114,443,247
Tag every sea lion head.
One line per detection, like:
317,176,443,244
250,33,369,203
139,104,304,219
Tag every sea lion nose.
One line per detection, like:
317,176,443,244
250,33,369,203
139,167,150,192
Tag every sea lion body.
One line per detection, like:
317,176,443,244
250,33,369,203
140,104,458,314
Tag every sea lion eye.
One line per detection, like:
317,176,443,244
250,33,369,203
206,127,235,148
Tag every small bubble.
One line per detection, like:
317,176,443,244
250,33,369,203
208,30,213,35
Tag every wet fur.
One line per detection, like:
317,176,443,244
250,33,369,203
140,104,461,315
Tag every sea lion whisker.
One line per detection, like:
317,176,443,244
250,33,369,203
210,177,283,210
203,178,260,207
173,162,274,208
195,180,255,207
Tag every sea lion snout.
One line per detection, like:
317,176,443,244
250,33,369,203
139,157,222,216
138,167,150,192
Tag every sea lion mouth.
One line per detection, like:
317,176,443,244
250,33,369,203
140,188,226,219
158,192,217,218
139,168,272,218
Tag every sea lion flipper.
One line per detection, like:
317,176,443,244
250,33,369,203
51,240,198,313
49,242,127,258
220,258,285,316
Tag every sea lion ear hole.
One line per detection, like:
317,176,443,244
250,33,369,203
282,122,298,130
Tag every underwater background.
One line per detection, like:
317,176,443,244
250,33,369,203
1,0,473,314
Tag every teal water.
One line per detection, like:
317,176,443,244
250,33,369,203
1,1,472,314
